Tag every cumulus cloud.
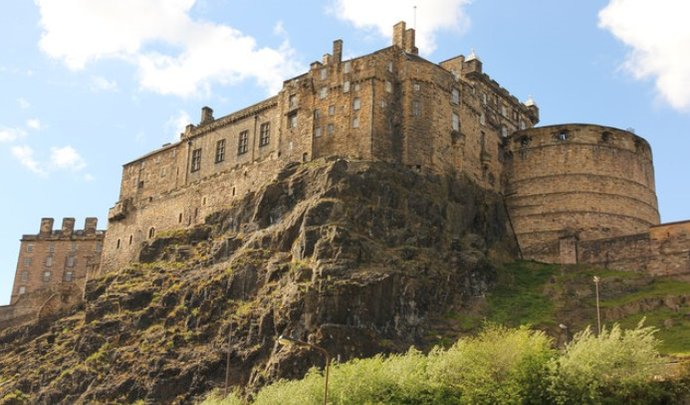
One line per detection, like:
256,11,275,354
599,0,690,111
0,127,26,143
331,0,471,54
166,110,191,140
26,119,42,130
50,146,86,171
11,145,46,175
35,0,301,97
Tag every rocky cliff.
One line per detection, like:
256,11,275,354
0,159,518,404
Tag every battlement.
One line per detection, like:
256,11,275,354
27,217,105,240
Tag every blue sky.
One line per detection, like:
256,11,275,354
1,0,689,304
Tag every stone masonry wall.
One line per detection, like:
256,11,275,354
504,124,660,263
576,220,690,276
102,23,539,275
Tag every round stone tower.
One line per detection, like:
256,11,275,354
503,124,660,262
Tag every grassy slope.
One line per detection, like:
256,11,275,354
439,261,690,355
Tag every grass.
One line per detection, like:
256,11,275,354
616,306,690,355
485,261,559,327
445,261,690,355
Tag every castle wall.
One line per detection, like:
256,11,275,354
10,218,104,305
504,124,659,262
575,220,690,276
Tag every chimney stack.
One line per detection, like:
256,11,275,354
332,40,343,64
393,21,406,49
61,217,75,238
200,106,214,125
404,28,418,55
39,218,54,237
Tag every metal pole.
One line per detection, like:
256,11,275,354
593,276,601,335
278,335,331,405
224,324,232,397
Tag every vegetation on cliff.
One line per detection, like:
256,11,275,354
0,159,688,404
206,324,689,404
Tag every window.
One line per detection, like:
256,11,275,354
601,131,611,143
480,112,486,126
556,131,569,141
452,88,460,104
352,116,360,128
66,256,75,268
501,105,508,117
259,122,270,146
70,242,77,252
20,271,28,282
45,256,53,267
43,271,51,282
237,131,249,154
387,61,393,72
519,120,526,130
215,139,226,163
354,83,360,92
343,81,350,93
328,105,335,115
138,180,144,189
482,93,487,105
314,127,322,137
18,286,26,295
501,126,508,137
48,243,55,253
288,112,298,129
320,68,327,80
319,87,328,99
314,109,320,120
288,94,297,109
95,242,102,252
413,82,421,91
385,81,392,93
23,258,32,267
353,98,361,111
412,101,421,116
343,61,351,73
191,148,202,172
63,272,73,282
26,244,33,253
148,227,155,238
327,123,335,135
452,113,460,131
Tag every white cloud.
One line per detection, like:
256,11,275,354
17,98,30,109
89,75,118,92
26,119,42,130
50,146,86,171
83,173,95,182
599,0,690,111
331,0,472,54
35,0,301,97
0,127,26,142
166,110,191,140
11,145,46,175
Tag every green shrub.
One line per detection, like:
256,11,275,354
547,321,664,404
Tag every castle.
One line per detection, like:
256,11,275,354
3,22,689,328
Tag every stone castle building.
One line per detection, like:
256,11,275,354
0,218,104,329
98,21,688,277
3,22,688,328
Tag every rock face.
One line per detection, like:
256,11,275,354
0,159,517,404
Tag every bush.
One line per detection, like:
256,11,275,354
547,321,663,404
428,325,554,404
